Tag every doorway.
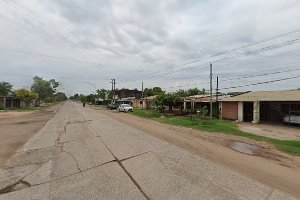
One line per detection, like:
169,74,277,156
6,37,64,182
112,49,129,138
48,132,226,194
243,102,253,122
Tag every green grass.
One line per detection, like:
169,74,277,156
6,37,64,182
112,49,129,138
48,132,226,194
130,109,300,156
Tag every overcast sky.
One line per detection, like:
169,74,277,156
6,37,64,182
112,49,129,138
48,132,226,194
0,0,300,96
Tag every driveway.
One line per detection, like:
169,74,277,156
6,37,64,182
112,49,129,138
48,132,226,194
0,102,297,199
238,123,300,140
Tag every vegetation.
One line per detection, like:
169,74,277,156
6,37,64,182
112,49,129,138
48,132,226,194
130,109,300,156
154,92,180,112
175,87,207,97
15,89,39,107
144,87,163,96
31,76,59,102
0,81,13,96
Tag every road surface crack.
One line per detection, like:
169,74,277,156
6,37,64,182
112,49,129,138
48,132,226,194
120,151,152,162
62,150,81,172
79,107,151,200
0,180,31,194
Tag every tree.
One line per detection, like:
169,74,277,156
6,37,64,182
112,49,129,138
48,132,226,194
15,89,38,107
0,81,13,96
164,93,180,111
86,94,96,104
74,94,79,100
96,89,108,99
79,94,87,103
144,87,163,96
154,92,166,112
31,76,59,101
55,92,68,102
154,92,179,112
175,89,188,97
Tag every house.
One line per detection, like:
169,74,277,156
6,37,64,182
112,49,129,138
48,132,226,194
115,89,143,99
219,90,300,124
181,94,225,116
0,96,21,109
115,97,140,108
139,95,157,109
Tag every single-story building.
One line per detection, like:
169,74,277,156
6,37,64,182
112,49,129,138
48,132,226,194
181,94,225,116
139,95,157,109
219,90,300,124
0,96,21,109
115,97,140,108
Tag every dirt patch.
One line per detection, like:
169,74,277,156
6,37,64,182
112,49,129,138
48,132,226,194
97,108,300,198
0,111,34,120
0,104,62,168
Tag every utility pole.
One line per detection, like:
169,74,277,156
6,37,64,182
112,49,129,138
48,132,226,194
110,79,116,104
113,79,116,103
216,76,219,119
210,63,213,120
111,79,114,104
141,82,144,109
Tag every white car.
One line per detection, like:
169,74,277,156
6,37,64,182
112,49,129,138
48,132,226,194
283,115,300,124
118,104,133,112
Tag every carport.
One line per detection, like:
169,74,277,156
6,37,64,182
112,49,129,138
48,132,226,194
220,90,300,124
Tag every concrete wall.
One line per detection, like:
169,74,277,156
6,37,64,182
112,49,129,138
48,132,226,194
238,102,243,122
253,101,260,123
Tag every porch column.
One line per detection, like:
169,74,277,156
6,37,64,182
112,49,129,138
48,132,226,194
238,102,243,122
183,101,186,111
253,101,260,123
3,97,6,109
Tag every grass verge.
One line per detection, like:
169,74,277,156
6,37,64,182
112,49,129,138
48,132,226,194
130,109,300,156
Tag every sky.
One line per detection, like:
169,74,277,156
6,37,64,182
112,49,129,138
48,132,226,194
0,0,300,96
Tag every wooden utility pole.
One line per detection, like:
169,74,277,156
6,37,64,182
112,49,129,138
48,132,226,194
141,82,144,109
111,79,116,103
111,79,114,104
216,76,219,119
113,79,116,103
210,63,213,120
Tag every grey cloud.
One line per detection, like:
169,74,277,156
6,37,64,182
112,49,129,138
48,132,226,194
1,0,300,95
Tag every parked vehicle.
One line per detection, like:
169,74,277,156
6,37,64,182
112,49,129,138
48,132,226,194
283,115,300,124
107,103,118,110
118,104,133,112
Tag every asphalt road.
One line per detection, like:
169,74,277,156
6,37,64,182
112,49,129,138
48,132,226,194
0,102,297,200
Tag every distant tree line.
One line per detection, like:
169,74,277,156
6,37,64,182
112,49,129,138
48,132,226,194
0,76,67,108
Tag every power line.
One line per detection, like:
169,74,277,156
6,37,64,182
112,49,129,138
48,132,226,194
162,62,300,90
119,29,300,83
220,75,300,90
120,37,300,84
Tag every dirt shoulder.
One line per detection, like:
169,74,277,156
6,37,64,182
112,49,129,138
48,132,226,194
0,103,62,168
98,108,300,198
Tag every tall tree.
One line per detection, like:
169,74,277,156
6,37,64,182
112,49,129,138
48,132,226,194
96,89,108,99
144,87,163,97
0,81,13,96
31,76,59,101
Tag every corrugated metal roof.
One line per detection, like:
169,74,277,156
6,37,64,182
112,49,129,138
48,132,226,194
141,95,157,100
220,90,300,102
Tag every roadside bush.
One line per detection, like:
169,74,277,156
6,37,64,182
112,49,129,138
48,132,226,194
196,106,208,119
